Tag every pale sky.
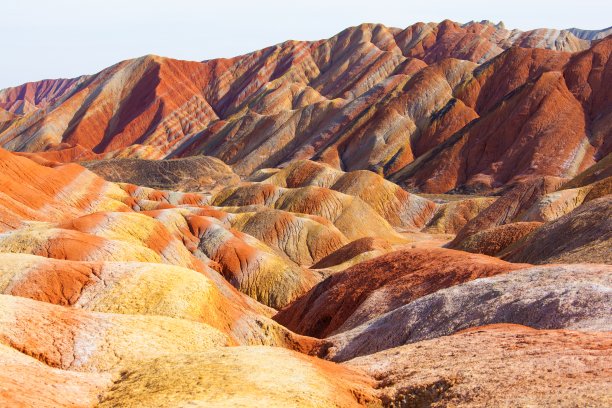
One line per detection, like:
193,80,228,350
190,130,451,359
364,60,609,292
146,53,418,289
1,0,610,89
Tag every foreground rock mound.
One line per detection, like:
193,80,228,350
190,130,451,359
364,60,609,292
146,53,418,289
275,248,525,338
0,253,317,350
346,324,612,407
0,295,230,371
503,196,612,264
96,346,376,408
325,264,611,360
0,343,111,408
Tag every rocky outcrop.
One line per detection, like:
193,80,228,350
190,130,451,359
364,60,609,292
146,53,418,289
503,196,612,264
213,183,406,242
324,264,611,361
274,248,525,338
561,153,612,189
311,237,392,270
424,196,496,233
260,160,436,230
346,324,612,407
449,176,563,244
1,25,608,194
82,155,241,193
187,214,319,309
451,221,543,256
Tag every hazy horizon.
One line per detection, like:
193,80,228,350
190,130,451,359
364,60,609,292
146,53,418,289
1,0,610,89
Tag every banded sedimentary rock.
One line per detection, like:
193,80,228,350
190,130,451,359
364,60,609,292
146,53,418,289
1,23,608,194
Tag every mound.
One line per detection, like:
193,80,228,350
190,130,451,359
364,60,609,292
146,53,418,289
0,148,131,231
424,196,496,233
0,295,229,372
261,160,436,230
325,264,611,361
188,215,319,309
503,196,612,264
275,248,525,338
0,212,211,272
213,183,405,242
82,155,240,193
519,177,612,222
0,253,316,349
451,221,543,256
346,324,612,407
0,343,110,408
311,237,393,269
561,153,612,189
96,346,376,407
231,208,349,266
450,176,563,244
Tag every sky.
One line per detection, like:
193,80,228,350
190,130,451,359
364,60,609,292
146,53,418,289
1,0,610,89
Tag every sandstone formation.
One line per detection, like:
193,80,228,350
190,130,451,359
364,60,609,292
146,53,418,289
275,248,526,338
512,168,611,224
424,196,496,233
0,294,230,371
0,253,319,349
96,346,376,407
0,77,88,115
82,155,240,193
346,324,612,407
451,221,543,256
0,18,610,408
1,24,609,194
0,149,337,309
212,183,406,242
187,214,319,308
0,343,111,408
259,160,437,230
503,196,612,264
0,148,131,232
324,264,611,361
311,237,393,270
561,153,612,189
449,176,563,245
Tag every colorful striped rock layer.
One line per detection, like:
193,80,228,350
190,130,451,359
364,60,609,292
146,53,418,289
0,18,611,408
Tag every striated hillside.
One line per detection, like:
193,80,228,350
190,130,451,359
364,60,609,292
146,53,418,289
1,20,610,193
0,18,611,408
1,142,610,406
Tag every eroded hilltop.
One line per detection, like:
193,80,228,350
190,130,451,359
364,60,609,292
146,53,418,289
1,20,611,193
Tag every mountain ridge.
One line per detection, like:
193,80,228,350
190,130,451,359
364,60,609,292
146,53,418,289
0,20,610,194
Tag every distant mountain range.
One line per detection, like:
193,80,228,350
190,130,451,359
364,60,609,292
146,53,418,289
1,20,610,193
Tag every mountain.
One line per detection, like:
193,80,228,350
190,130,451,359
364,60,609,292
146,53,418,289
1,21,610,193
567,26,612,40
1,129,611,405
0,19,611,407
